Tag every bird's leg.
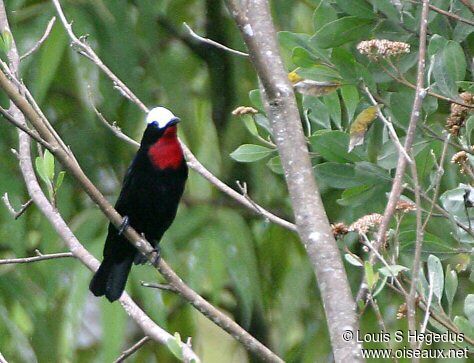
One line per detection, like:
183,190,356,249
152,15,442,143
118,216,130,235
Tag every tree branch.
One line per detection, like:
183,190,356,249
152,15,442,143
0,5,283,361
0,250,73,265
53,0,294,232
183,22,249,57
20,17,56,60
0,3,200,362
225,1,362,361
373,0,430,254
2,193,33,219
114,336,151,363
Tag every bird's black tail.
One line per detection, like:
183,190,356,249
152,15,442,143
89,254,134,302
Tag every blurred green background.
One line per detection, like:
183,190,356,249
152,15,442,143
0,0,473,362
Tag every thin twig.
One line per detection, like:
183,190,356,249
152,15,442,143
226,0,361,361
20,17,56,60
51,0,149,113
2,193,33,219
418,272,435,349
0,250,74,265
0,36,282,363
360,235,408,296
141,281,179,293
87,87,139,146
421,125,474,155
459,0,474,13
53,0,295,232
426,1,474,25
383,67,473,109
183,22,249,57
364,86,413,164
0,2,200,361
357,0,431,304
157,259,284,363
374,0,430,253
407,152,424,352
89,98,296,232
0,106,53,150
367,294,399,363
422,134,450,230
114,336,151,363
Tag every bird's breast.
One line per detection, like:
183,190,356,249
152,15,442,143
147,138,184,170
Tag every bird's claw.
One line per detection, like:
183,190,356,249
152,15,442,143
149,246,161,267
118,216,130,235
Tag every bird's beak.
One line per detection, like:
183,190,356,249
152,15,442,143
168,117,180,126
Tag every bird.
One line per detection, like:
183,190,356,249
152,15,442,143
89,106,188,302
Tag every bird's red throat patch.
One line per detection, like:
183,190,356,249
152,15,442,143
147,126,184,170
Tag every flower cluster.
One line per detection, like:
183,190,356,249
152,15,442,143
357,39,410,59
348,213,383,235
446,92,474,136
395,200,416,213
331,222,349,239
451,149,474,175
232,106,258,116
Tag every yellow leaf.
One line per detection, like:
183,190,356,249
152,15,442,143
288,70,303,84
348,106,379,151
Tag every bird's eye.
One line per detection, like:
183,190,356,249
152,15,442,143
150,121,158,127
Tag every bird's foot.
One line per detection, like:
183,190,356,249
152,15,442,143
149,246,161,267
118,216,130,235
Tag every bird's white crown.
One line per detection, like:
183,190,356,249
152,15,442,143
146,107,177,129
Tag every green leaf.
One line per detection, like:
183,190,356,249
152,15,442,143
428,34,448,58
314,163,366,189
249,89,264,112
323,91,342,128
254,114,272,134
331,47,359,83
465,115,474,144
312,16,375,49
465,294,474,325
377,138,429,170
427,254,444,303
241,115,259,137
292,47,318,67
313,2,337,32
341,85,359,123
34,24,68,104
373,275,388,297
345,253,363,267
303,95,330,129
364,261,379,290
278,31,312,53
35,156,50,186
55,171,66,191
432,41,466,99
296,65,341,82
439,185,474,244
43,150,55,182
378,265,409,278
230,144,274,162
336,0,376,19
266,156,284,174
0,29,13,55
454,316,474,341
368,0,400,23
445,265,458,316
310,130,364,163
399,230,462,260
166,333,184,360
